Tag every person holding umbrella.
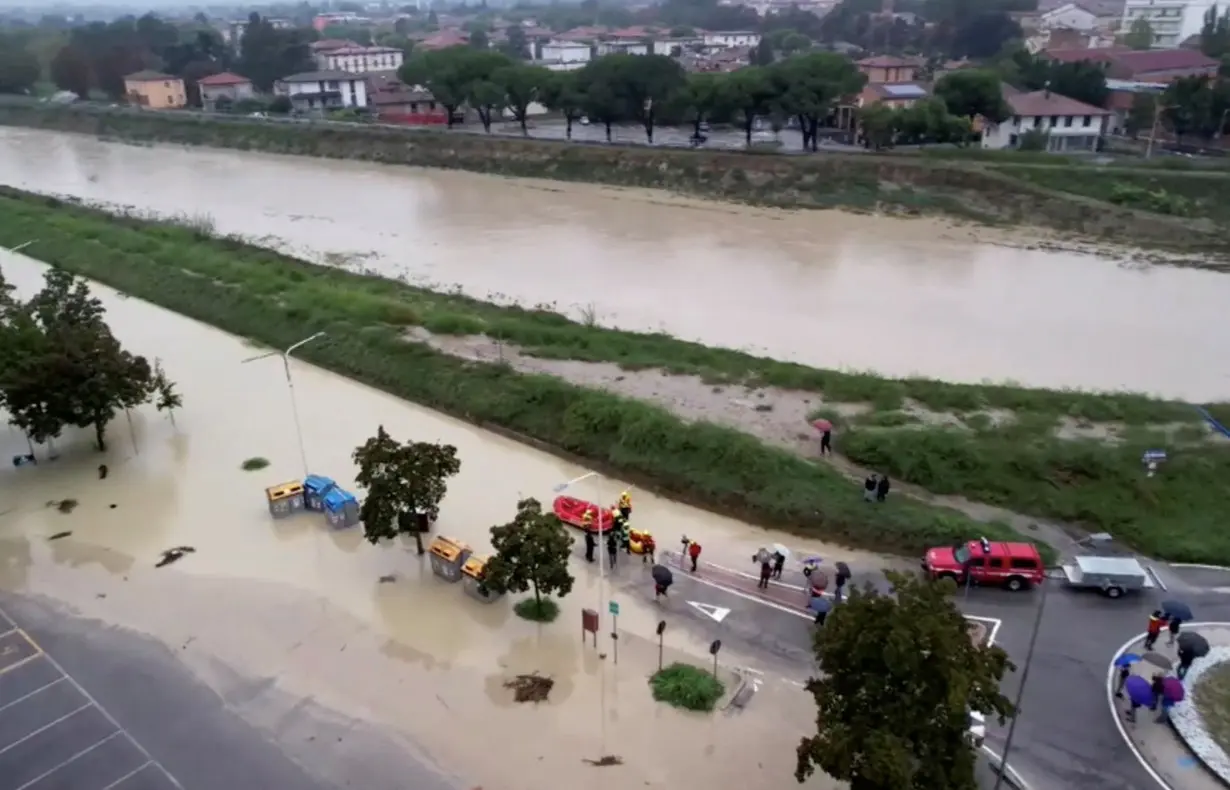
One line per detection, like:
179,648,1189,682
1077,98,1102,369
1113,652,1142,698
810,594,832,627
812,418,833,456
771,544,789,580
1162,600,1193,645
1122,675,1156,723
833,561,851,603
1158,676,1185,723
652,564,673,600
1144,611,1165,651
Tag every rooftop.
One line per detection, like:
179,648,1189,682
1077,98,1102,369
280,70,361,83
324,45,403,56
1007,89,1112,116
196,72,251,87
875,83,928,99
858,55,923,68
124,70,176,82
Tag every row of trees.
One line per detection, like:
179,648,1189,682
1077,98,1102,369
0,268,181,452
351,425,1015,790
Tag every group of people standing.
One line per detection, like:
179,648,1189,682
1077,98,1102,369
581,492,654,569
863,473,891,503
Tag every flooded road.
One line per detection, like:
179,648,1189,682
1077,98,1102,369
0,127,1226,401
0,251,852,790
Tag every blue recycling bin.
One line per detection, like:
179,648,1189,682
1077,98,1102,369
303,474,337,512
323,488,361,529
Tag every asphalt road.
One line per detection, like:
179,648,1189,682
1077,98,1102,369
0,593,458,790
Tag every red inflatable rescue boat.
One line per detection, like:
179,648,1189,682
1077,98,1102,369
553,496,617,533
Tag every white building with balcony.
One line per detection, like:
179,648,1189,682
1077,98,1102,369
537,41,592,71
1120,0,1214,48
316,45,404,74
597,38,650,56
702,30,761,48
275,71,369,113
981,90,1112,152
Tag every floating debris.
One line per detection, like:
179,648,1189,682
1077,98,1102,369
378,574,397,584
47,531,72,541
50,499,78,514
155,546,196,568
503,673,555,704
582,755,624,767
241,457,270,471
98,464,108,480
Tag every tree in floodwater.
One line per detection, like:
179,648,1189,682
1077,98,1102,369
352,425,461,555
795,571,1016,790
483,497,574,622
151,359,182,424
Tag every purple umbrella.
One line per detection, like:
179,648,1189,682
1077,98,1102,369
1162,677,1186,703
1124,675,1156,707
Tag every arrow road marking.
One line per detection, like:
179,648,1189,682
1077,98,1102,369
687,601,732,623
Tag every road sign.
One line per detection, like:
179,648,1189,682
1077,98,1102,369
609,600,620,616
687,601,731,623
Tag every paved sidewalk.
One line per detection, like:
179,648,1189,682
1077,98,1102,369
1112,625,1230,790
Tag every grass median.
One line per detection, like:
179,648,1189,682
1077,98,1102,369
0,187,1034,558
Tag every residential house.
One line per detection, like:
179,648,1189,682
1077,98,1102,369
317,45,404,74
275,70,369,113
313,12,370,31
197,72,254,111
537,40,592,71
123,71,186,109
981,89,1112,151
1119,0,1215,47
856,55,921,84
220,17,292,47
311,39,358,55
596,37,650,56
1039,3,1100,30
1103,78,1166,133
702,30,761,49
418,29,469,51
370,84,448,125
1043,46,1219,80
858,82,930,109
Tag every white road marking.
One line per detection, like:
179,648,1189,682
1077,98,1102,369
0,703,90,756
687,601,732,623
981,745,1035,790
1170,563,1230,571
13,730,124,790
100,760,154,790
0,677,66,714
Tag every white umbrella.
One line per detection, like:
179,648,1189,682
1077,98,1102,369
772,543,790,560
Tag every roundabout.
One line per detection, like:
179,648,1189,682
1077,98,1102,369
1108,623,1230,790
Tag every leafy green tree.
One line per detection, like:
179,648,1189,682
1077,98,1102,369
494,63,549,135
237,13,315,92
665,71,729,139
1124,18,1155,49
576,57,629,142
859,103,897,150
605,53,687,143
151,360,182,425
49,44,91,97
539,70,586,139
484,497,575,620
468,77,506,132
352,425,462,555
719,65,775,146
771,52,865,151
795,571,1016,790
753,37,775,66
1200,5,1230,59
952,12,1022,59
1125,92,1157,138
935,68,1010,142
402,46,510,130
0,39,40,95
470,30,490,50
499,24,530,60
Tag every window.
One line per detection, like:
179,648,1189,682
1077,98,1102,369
988,558,1005,569
1012,115,1021,125
1050,115,1059,126
1009,133,1019,147
1010,558,1038,570
164,81,171,88
1064,115,1073,127
1033,116,1041,128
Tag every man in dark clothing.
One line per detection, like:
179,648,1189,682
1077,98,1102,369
820,430,832,456
814,609,827,627
1149,674,1165,710
876,475,890,502
1144,611,1164,651
1178,647,1195,680
863,475,877,502
606,532,618,570
834,568,850,604
1168,616,1182,646
584,528,596,563
1114,664,1131,698
772,551,786,580
758,557,774,589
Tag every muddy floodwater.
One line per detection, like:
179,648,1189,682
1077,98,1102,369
0,251,857,790
0,128,1226,401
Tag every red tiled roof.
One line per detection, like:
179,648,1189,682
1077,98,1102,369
311,38,358,52
1110,48,1219,73
197,72,251,87
419,30,469,50
1042,46,1124,63
857,55,924,68
1007,90,1111,116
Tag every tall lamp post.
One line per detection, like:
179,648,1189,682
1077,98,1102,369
991,574,1051,790
241,331,326,478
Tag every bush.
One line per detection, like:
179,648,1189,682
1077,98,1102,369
241,456,270,471
649,663,726,712
513,598,559,622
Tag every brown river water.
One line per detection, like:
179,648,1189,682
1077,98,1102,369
0,252,852,790
0,127,1226,401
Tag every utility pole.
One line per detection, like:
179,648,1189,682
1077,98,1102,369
992,577,1050,790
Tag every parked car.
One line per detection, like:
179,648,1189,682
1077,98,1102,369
922,540,1045,592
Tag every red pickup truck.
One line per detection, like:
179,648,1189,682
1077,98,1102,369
922,539,1045,592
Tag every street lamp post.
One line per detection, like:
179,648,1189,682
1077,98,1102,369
241,331,326,478
991,575,1051,790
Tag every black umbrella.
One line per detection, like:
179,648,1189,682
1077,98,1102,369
1162,600,1193,622
835,561,851,578
652,564,674,587
1178,631,1211,657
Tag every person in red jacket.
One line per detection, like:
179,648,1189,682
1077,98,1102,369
1144,610,1165,651
687,540,702,573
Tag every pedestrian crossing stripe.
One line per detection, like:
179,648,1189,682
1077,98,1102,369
688,601,732,623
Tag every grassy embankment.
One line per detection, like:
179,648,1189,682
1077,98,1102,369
0,186,1036,559
2,188,1228,562
0,101,1228,259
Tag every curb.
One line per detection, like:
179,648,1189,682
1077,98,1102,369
1103,626,1230,790
1171,564,1230,572
981,745,1034,790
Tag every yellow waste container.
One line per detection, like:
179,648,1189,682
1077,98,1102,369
428,536,472,582
462,555,501,603
265,481,306,519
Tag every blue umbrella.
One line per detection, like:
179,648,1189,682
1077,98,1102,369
1124,675,1155,707
1114,653,1143,668
1162,600,1193,622
809,595,832,614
